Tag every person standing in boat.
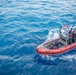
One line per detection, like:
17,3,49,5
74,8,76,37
59,24,69,45
72,30,76,43
60,24,68,38
68,28,73,44
59,26,62,38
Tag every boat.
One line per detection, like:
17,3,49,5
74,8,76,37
36,26,76,55
36,38,76,55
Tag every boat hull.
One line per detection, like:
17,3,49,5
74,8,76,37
36,39,76,55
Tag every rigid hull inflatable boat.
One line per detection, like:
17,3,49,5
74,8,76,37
36,25,76,55
36,38,76,55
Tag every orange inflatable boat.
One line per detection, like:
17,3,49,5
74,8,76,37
36,38,76,55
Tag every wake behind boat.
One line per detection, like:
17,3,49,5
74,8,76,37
36,25,76,55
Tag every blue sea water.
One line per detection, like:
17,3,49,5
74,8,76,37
0,0,76,75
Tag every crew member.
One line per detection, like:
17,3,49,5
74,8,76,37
50,43,54,49
68,28,73,44
55,40,59,49
72,30,76,43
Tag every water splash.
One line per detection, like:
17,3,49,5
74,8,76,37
47,28,59,40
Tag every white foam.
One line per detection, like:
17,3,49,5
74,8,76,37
0,55,13,60
41,55,57,61
47,28,59,40
60,54,76,61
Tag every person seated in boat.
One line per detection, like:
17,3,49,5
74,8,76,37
50,43,54,49
72,30,76,43
68,28,73,44
55,40,59,49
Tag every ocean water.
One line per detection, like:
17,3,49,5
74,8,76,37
0,0,76,75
